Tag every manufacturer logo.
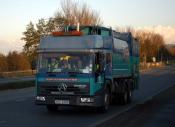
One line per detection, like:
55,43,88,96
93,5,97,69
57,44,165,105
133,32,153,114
57,83,67,92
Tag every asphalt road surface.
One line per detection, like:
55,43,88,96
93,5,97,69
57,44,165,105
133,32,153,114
97,77,175,127
0,65,175,127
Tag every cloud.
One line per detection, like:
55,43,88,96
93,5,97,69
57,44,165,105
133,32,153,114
136,26,175,44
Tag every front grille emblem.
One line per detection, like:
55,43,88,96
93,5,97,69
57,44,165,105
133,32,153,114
57,83,67,92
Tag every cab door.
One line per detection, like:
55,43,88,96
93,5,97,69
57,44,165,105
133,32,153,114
95,52,105,84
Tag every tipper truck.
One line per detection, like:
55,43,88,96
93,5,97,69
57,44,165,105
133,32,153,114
35,26,139,112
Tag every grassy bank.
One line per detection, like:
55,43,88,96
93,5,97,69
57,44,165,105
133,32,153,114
0,81,35,91
0,70,36,78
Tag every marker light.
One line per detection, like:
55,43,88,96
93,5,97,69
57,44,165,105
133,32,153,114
52,31,83,36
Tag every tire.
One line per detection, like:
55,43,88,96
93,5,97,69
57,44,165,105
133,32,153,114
113,79,132,105
46,105,58,112
111,80,120,105
112,94,120,105
120,90,128,105
127,88,132,103
98,88,110,113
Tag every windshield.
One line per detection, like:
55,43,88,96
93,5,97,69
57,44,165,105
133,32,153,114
38,52,93,73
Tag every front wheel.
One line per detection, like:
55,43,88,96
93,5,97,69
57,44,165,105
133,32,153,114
98,88,110,113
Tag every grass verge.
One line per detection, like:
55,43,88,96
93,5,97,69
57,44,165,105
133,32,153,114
0,81,35,91
0,70,36,78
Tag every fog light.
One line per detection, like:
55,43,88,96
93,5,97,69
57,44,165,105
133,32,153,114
80,97,94,103
36,96,45,101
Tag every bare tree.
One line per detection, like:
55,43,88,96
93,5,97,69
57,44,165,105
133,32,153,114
115,26,136,37
168,46,175,56
135,30,166,62
55,0,103,26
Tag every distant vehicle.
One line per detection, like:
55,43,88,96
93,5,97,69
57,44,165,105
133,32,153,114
35,25,139,112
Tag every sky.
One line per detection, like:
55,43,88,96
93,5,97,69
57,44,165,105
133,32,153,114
0,0,175,55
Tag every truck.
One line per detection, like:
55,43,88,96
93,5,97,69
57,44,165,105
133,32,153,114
35,26,139,112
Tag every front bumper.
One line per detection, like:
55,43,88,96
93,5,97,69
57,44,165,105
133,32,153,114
35,95,104,107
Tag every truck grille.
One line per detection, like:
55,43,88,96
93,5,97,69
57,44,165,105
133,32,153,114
37,82,89,95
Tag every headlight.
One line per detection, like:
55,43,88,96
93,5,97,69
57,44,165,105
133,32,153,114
80,97,94,103
36,96,45,101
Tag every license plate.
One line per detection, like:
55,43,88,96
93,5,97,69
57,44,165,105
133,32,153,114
55,100,69,105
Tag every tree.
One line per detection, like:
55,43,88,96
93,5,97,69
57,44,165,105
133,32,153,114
57,0,102,26
7,51,31,71
22,19,56,65
0,53,8,72
135,30,166,62
168,46,175,57
22,22,38,64
116,26,135,35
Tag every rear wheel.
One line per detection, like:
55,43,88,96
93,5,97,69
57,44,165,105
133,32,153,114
113,79,132,105
118,79,129,105
127,87,132,103
120,90,128,105
120,79,132,104
46,105,58,112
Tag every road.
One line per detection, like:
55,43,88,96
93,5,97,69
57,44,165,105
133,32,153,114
97,77,175,127
0,76,34,85
0,65,175,127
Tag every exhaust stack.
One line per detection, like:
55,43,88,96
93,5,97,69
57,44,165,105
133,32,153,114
76,22,80,31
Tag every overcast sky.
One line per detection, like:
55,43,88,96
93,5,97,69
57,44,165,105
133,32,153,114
0,0,175,54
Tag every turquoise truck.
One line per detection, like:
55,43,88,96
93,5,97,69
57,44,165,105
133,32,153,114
35,26,139,112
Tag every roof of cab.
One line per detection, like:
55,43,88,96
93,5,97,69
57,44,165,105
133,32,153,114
38,35,105,51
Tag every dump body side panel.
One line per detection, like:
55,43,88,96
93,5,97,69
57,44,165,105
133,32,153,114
112,34,132,78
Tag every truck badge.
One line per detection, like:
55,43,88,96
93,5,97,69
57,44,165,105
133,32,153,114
58,83,67,92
